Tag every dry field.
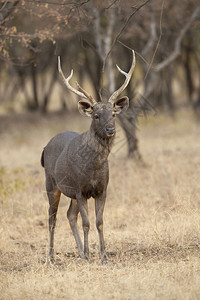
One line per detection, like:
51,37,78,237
0,109,200,299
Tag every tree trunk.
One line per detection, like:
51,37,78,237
42,67,57,113
183,45,194,104
85,4,141,159
118,113,141,160
30,63,39,110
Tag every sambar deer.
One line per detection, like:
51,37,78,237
41,50,135,263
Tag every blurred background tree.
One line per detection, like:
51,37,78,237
0,0,200,158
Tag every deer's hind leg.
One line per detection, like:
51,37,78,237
67,199,84,258
46,174,61,263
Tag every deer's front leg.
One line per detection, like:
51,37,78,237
95,192,108,263
77,195,90,260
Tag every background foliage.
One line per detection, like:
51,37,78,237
0,0,200,114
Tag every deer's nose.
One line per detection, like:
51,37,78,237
106,127,115,136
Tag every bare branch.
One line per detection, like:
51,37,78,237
144,0,165,80
0,0,19,23
155,5,200,72
104,0,151,63
105,0,118,10
100,0,151,95
18,0,90,6
0,0,9,12
141,4,157,57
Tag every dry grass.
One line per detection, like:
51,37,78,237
1,109,200,299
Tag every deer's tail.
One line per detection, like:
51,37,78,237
41,149,45,168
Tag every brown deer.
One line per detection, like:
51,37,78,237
41,50,135,263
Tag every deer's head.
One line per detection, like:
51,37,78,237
58,50,135,139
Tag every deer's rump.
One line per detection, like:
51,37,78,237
41,131,80,173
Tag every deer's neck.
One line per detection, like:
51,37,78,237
83,124,114,161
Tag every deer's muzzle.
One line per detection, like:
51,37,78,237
105,127,115,136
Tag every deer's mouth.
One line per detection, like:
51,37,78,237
106,132,115,137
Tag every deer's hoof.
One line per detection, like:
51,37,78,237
46,256,55,265
84,254,89,260
78,252,85,259
101,253,108,265
102,259,109,265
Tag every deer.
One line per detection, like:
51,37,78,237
41,50,135,263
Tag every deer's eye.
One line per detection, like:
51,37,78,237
94,114,99,120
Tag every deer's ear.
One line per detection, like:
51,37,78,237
113,96,129,114
78,100,93,117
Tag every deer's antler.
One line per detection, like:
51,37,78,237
108,50,136,104
58,56,97,105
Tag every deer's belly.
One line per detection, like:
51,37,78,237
55,170,107,199
81,180,105,199
55,173,77,199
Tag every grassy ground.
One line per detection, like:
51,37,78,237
0,109,200,299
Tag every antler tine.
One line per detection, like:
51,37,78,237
76,82,97,105
58,56,96,103
108,50,136,104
